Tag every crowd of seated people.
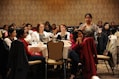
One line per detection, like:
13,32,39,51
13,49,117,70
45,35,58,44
0,14,119,79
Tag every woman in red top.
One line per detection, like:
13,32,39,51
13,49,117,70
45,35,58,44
70,30,98,79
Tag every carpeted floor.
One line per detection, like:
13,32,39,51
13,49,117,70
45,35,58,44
47,60,119,79
0,60,119,79
96,60,119,79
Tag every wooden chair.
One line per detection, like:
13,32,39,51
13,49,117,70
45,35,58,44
28,60,42,66
46,40,66,79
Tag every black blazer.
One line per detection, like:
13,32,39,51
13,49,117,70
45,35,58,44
0,38,9,76
8,40,29,79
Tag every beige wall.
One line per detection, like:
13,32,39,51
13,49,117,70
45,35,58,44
0,0,119,27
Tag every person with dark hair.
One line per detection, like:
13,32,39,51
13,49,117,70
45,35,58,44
8,23,16,29
102,22,111,36
96,28,107,55
101,22,111,49
16,28,45,78
49,24,59,40
4,28,17,49
69,29,98,79
69,30,84,79
24,23,34,44
44,21,52,32
79,13,98,38
56,24,70,40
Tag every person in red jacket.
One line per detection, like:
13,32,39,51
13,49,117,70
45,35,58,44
70,30,98,79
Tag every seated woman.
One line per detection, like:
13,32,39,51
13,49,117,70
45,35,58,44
56,24,70,40
4,28,17,49
69,30,98,79
31,23,51,43
69,30,83,79
16,28,45,78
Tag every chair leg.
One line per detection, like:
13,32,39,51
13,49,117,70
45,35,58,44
104,60,115,75
45,63,47,79
63,60,66,79
111,67,114,75
104,60,110,72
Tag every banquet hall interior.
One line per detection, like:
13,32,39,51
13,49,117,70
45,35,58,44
0,0,119,79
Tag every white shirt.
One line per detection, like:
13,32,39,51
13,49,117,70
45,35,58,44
56,32,70,40
4,37,17,49
31,31,52,43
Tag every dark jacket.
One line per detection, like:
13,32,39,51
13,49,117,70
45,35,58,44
8,40,29,79
0,38,9,79
97,32,108,54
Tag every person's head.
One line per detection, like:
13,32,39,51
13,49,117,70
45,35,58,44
97,20,103,28
44,21,51,32
110,21,115,26
26,23,32,30
3,25,9,31
9,23,16,29
23,26,29,33
73,30,84,42
51,24,57,30
51,24,58,34
59,24,67,32
84,13,92,24
8,28,16,38
110,28,116,35
103,22,110,30
16,28,28,39
36,23,45,33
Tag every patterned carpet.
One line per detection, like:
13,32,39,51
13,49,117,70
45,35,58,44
96,60,119,79
0,60,119,79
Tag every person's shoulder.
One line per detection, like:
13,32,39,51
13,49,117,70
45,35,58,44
57,32,61,35
79,23,85,28
66,32,70,34
4,38,10,41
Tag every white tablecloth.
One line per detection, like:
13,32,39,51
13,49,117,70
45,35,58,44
28,40,71,59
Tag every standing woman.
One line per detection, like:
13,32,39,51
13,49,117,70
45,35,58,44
79,13,98,39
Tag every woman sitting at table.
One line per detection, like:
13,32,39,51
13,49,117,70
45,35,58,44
31,23,51,43
56,24,70,40
69,30,83,79
69,30,98,79
16,28,45,78
4,28,17,49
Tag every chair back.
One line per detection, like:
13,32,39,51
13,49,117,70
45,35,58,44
47,40,64,60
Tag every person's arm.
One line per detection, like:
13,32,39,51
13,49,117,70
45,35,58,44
72,37,83,50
